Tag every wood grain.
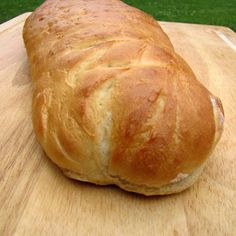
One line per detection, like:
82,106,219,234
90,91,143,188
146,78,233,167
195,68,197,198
0,13,236,236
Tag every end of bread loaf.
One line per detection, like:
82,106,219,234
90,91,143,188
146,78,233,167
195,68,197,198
60,92,224,196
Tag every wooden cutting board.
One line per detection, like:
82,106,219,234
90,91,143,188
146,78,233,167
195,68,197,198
0,13,236,236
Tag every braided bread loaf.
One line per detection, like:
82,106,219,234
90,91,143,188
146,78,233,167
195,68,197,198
23,0,224,195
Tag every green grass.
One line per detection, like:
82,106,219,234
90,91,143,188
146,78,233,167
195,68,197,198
0,1,44,22
124,0,236,31
0,0,236,31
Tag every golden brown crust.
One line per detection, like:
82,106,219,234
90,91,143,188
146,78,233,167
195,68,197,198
23,0,224,195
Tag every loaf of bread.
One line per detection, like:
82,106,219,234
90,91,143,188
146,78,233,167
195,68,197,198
23,0,224,195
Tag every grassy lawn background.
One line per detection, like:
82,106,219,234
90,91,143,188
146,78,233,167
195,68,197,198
0,0,235,31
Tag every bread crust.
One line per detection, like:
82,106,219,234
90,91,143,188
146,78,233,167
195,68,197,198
63,161,206,196
23,0,224,195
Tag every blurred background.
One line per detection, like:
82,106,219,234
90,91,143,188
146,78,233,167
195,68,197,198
0,0,235,31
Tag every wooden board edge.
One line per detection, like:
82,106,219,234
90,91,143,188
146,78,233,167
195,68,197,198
160,21,235,34
0,12,31,34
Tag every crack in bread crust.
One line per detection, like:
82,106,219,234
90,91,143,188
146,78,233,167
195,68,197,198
63,161,206,196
